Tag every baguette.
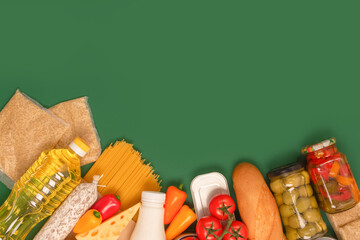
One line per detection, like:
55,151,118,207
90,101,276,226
232,162,286,240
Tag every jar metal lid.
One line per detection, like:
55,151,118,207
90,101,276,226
267,161,305,179
302,137,336,154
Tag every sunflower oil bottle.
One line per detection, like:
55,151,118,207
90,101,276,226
0,137,89,240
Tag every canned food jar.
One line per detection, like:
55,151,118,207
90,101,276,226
302,138,360,213
174,234,198,240
267,162,327,240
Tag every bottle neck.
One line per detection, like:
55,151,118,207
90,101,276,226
141,201,164,208
68,148,81,158
137,202,164,223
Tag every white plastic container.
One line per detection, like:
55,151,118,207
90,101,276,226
190,172,230,220
130,191,166,240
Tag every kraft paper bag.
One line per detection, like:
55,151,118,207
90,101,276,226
0,90,69,188
0,90,101,189
50,97,101,166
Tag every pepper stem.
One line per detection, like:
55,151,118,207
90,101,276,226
115,195,121,202
93,211,101,218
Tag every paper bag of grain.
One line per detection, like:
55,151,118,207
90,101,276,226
50,97,101,166
338,218,360,240
0,91,101,189
327,203,360,240
0,90,69,188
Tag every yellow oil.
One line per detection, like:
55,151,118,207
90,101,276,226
0,148,82,240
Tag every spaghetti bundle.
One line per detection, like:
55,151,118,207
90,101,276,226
84,140,161,210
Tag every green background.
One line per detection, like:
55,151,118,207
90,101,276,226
1,0,360,239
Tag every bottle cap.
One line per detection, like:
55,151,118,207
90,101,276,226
267,161,305,179
141,191,165,204
302,137,336,154
69,137,90,157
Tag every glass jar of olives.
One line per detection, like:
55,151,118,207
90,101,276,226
302,138,360,213
268,162,327,240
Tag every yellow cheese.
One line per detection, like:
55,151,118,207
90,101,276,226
75,203,141,240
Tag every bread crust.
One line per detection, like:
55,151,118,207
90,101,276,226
232,162,286,240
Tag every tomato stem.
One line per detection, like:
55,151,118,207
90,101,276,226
217,214,235,240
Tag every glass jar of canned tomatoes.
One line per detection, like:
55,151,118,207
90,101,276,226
302,138,360,213
268,162,327,240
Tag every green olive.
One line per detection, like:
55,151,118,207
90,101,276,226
318,219,327,231
282,216,289,226
284,174,304,188
286,227,299,240
275,194,283,206
303,208,321,222
301,170,310,184
325,180,339,194
280,204,295,218
315,222,323,233
296,197,311,213
288,214,306,229
298,223,317,238
298,185,314,198
306,184,314,197
270,179,286,194
310,196,319,208
298,186,307,197
283,188,300,205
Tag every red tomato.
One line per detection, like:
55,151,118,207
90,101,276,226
183,237,199,240
209,194,236,220
196,216,223,240
223,221,248,240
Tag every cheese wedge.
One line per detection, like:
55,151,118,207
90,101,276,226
75,203,141,240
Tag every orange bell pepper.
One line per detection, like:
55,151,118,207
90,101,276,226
164,185,187,224
350,181,360,202
329,161,340,178
165,205,197,240
73,209,102,234
337,175,354,186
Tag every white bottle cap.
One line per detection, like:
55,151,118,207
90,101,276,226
69,137,90,157
141,191,166,204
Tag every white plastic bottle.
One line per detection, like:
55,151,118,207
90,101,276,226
130,191,166,240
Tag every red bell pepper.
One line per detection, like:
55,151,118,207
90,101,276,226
321,161,334,171
330,188,352,202
320,185,353,202
91,194,121,221
311,167,330,184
